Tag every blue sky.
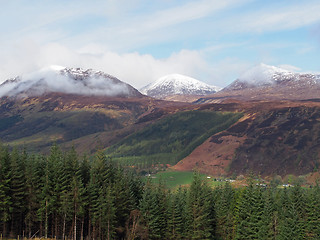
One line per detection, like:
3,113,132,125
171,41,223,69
0,0,320,88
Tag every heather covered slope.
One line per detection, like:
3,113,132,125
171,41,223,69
229,105,320,176
174,100,320,177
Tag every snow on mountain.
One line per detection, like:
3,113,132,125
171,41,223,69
140,74,221,99
225,63,320,91
0,66,141,98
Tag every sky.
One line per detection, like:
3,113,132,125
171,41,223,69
1,0,320,89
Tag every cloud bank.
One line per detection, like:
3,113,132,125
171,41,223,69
0,42,219,89
0,66,137,98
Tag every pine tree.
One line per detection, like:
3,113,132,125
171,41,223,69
234,182,264,240
9,148,27,236
186,172,215,240
38,144,63,238
24,154,43,238
258,188,276,240
0,145,11,236
277,186,305,240
89,150,117,239
139,179,168,240
113,168,134,238
214,182,235,240
305,184,320,239
79,154,90,239
167,187,187,239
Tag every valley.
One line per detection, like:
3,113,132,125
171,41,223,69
0,65,320,183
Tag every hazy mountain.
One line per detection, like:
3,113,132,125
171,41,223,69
225,63,320,91
0,66,142,98
196,63,320,103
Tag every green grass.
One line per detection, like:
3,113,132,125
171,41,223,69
145,170,226,189
106,110,243,167
147,171,204,189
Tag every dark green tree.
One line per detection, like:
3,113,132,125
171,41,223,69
9,148,27,236
306,184,320,239
277,186,305,240
234,182,264,240
214,182,235,240
167,187,188,239
186,172,215,240
0,145,11,236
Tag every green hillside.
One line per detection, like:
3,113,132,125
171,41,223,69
106,110,243,167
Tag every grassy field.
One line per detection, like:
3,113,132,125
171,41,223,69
145,170,226,189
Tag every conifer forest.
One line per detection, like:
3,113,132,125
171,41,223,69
0,145,320,240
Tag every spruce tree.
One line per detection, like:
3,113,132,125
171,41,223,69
234,182,264,240
0,145,11,236
186,172,215,240
139,179,169,240
215,182,235,240
24,154,43,238
277,186,305,240
305,184,320,239
167,187,187,239
9,148,27,236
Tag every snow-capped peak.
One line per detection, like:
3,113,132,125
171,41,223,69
0,66,141,98
140,74,221,99
238,63,292,85
224,63,320,91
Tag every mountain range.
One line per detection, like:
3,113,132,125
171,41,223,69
1,64,320,179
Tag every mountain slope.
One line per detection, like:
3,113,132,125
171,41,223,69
105,110,242,167
0,93,152,150
173,100,320,177
0,66,142,98
140,74,220,100
0,66,190,151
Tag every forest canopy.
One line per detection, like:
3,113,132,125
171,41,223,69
0,145,320,239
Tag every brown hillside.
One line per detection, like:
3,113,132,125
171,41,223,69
174,100,320,177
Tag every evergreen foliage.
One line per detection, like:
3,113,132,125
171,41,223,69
0,144,320,239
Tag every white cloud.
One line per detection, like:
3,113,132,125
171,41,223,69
278,64,301,72
207,58,252,86
0,66,133,98
223,1,320,33
0,42,220,89
66,0,251,51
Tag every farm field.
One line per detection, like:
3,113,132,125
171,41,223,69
146,170,226,189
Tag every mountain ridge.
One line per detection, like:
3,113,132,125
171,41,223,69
225,63,320,91
0,66,142,98
196,63,320,103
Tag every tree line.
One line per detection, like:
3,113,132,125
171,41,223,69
0,145,320,239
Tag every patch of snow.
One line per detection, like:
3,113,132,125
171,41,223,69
225,63,320,91
141,74,221,98
238,63,293,85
